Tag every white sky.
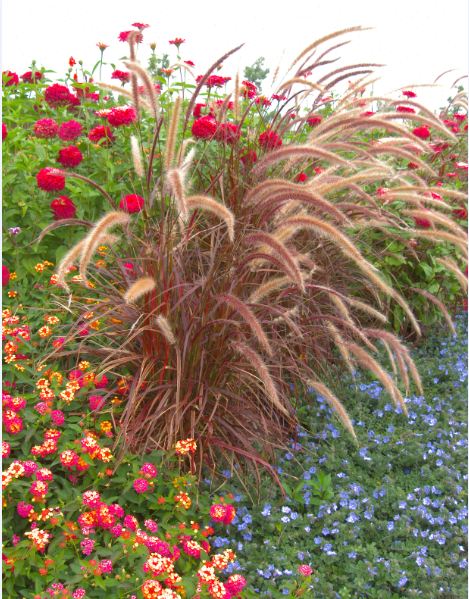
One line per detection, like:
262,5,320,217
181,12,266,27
1,0,468,110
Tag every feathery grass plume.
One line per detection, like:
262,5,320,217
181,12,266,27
380,338,399,377
276,77,325,94
127,32,140,118
316,63,383,86
253,145,350,174
367,145,437,176
185,195,235,242
79,212,131,283
220,293,273,356
410,288,456,334
245,232,304,292
411,229,468,257
403,210,468,239
155,314,176,345
289,26,370,71
279,214,421,336
390,186,468,201
364,328,423,395
307,380,357,441
177,139,196,168
167,168,189,223
164,96,182,171
314,168,393,194
232,341,287,415
123,276,156,304
326,321,354,374
249,275,293,303
234,72,240,120
347,342,407,414
346,298,387,323
123,59,159,118
95,82,153,111
380,112,458,141
436,257,468,291
378,192,454,213
56,240,85,292
130,135,144,178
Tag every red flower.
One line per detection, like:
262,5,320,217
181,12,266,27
3,71,18,86
258,129,282,150
196,74,231,88
2,265,10,287
215,122,239,144
407,161,419,169
240,80,257,99
111,70,130,83
240,149,257,165
453,207,467,219
44,84,80,108
119,194,145,214
184,60,195,67
131,22,149,30
396,105,416,114
57,146,83,168
192,115,217,139
37,168,66,192
2,123,7,141
118,30,143,43
298,564,313,576
50,196,77,220
307,115,322,127
296,172,309,183
69,57,76,67
88,125,114,145
34,118,59,138
58,120,83,141
169,38,185,46
21,71,42,83
414,216,431,228
271,94,287,101
94,374,108,389
193,103,206,118
412,125,431,140
107,106,136,127
255,96,271,107
402,90,417,98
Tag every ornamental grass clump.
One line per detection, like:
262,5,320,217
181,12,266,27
44,27,466,479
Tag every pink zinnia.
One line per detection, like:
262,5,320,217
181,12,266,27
34,118,59,138
58,120,83,141
298,564,313,576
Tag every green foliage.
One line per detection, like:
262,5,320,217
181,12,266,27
243,57,270,90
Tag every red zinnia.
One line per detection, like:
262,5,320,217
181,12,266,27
44,83,80,108
50,196,77,220
196,74,231,88
37,168,66,192
119,194,144,214
88,125,114,145
131,22,149,30
192,115,217,139
402,90,417,98
2,123,7,141
169,38,185,46
3,71,18,86
412,125,431,140
58,120,83,141
296,172,309,183
414,216,431,228
34,118,59,138
193,103,206,118
240,80,257,99
107,107,136,127
21,71,42,83
111,70,130,83
453,207,468,219
57,146,83,168
258,129,282,150
396,105,416,114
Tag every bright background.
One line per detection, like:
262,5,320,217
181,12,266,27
1,0,468,109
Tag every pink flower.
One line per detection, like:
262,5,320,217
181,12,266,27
144,519,158,532
298,564,313,576
133,478,149,494
94,374,108,389
80,538,95,556
111,70,130,83
2,123,7,141
2,441,11,458
225,574,247,594
123,514,138,530
17,501,34,518
34,118,59,138
58,120,83,141
140,462,158,478
209,503,236,525
82,490,101,508
107,106,136,127
57,146,83,168
89,395,105,411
